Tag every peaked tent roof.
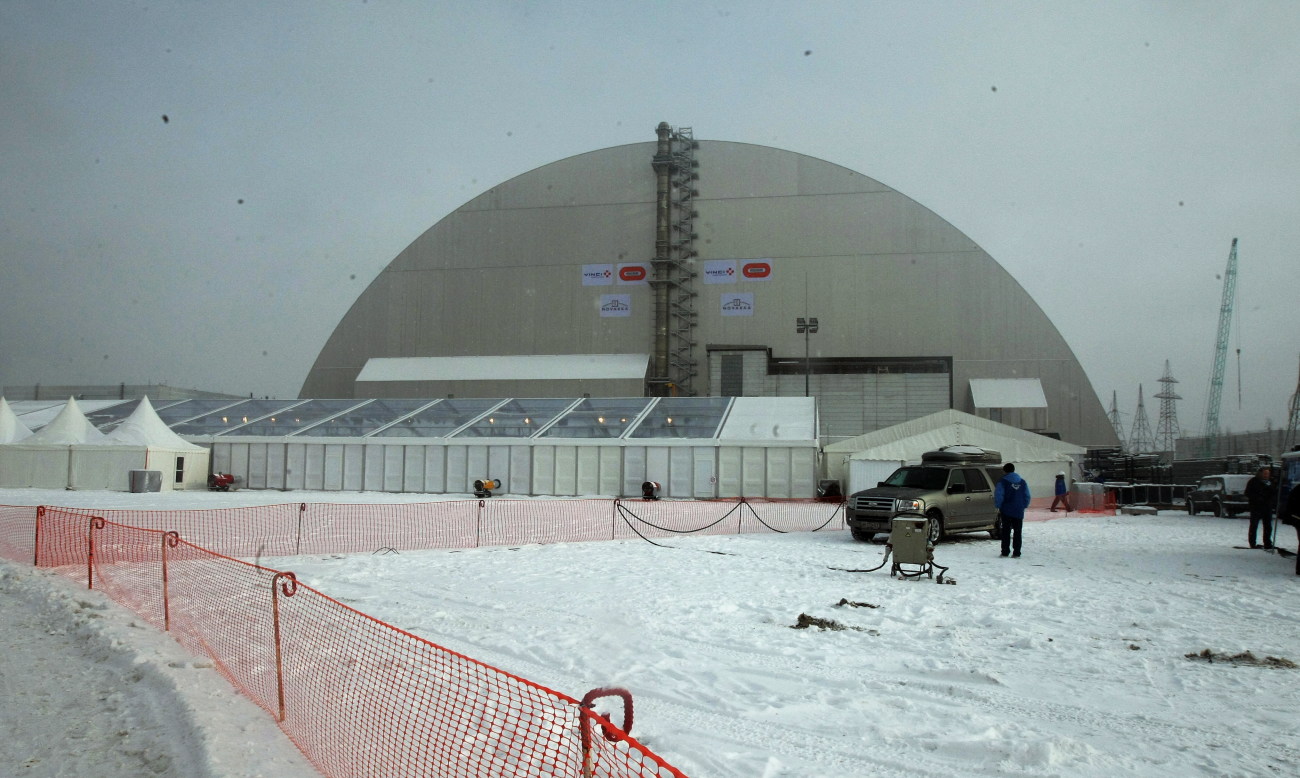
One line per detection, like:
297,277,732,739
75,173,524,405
104,396,205,451
844,427,1074,464
19,397,108,445
0,398,34,443
824,409,1085,458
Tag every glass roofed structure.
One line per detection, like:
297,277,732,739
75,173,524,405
5,396,818,498
11,396,787,441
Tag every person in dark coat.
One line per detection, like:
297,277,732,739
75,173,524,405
1050,471,1071,512
994,462,1032,558
1244,467,1278,549
1281,482,1300,575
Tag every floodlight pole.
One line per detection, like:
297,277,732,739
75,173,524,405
796,317,819,397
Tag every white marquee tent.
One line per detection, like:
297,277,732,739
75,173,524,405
0,397,208,491
0,398,33,444
823,409,1086,497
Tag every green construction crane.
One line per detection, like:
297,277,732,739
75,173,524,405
1200,238,1238,457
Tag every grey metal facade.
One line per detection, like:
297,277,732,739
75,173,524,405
302,138,1119,448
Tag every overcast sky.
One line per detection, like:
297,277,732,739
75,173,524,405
2,1,1297,438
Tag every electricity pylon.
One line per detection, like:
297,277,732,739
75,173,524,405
1129,385,1155,454
1153,360,1182,458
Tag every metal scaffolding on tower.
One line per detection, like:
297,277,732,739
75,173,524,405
649,122,700,396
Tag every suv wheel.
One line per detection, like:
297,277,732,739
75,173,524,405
850,527,875,543
989,514,1001,540
926,511,945,544
1187,500,1197,515
1213,500,1224,518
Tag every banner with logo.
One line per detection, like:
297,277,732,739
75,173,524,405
739,258,773,281
600,294,632,317
720,293,754,317
616,263,650,285
702,259,737,284
582,264,614,286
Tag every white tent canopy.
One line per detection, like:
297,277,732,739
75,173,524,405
0,397,209,491
823,409,1085,497
0,398,33,443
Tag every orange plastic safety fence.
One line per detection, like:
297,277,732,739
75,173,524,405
33,498,843,558
19,506,689,778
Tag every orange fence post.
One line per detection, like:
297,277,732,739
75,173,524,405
270,571,298,723
580,687,634,778
33,505,45,567
161,531,180,631
86,516,105,590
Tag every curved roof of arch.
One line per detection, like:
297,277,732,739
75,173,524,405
302,139,1117,447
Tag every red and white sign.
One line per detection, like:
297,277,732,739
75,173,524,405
616,263,650,285
740,259,773,281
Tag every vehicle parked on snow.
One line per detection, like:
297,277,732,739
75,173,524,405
845,446,1003,544
1185,474,1251,517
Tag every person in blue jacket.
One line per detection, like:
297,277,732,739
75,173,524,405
1050,471,1072,512
995,462,1032,557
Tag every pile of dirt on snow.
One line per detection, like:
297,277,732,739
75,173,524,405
1184,649,1297,668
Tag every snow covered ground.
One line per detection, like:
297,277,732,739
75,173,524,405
3,488,1299,777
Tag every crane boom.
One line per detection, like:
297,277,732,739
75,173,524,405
1201,238,1238,457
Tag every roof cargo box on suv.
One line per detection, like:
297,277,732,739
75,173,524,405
920,446,1001,464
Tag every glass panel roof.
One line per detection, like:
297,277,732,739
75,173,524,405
169,399,306,436
370,398,500,438
155,399,250,425
629,397,732,439
539,398,652,438
296,399,437,437
457,398,574,438
220,399,372,436
83,399,192,432
80,399,140,431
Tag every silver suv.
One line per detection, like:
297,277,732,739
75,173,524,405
845,447,1003,544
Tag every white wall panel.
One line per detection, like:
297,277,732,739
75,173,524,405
210,443,230,475
383,446,405,492
668,448,693,497
575,447,600,496
286,444,307,490
403,446,426,492
598,446,622,497
423,445,446,493
790,448,817,498
622,446,647,496
246,444,268,489
363,446,386,492
343,444,365,491
742,448,767,497
646,447,670,495
532,445,555,495
717,446,743,497
229,444,250,486
323,445,344,490
446,446,468,495
488,446,511,493
509,445,532,495
555,445,578,496
304,445,325,490
466,446,490,492
766,447,792,498
266,444,286,490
